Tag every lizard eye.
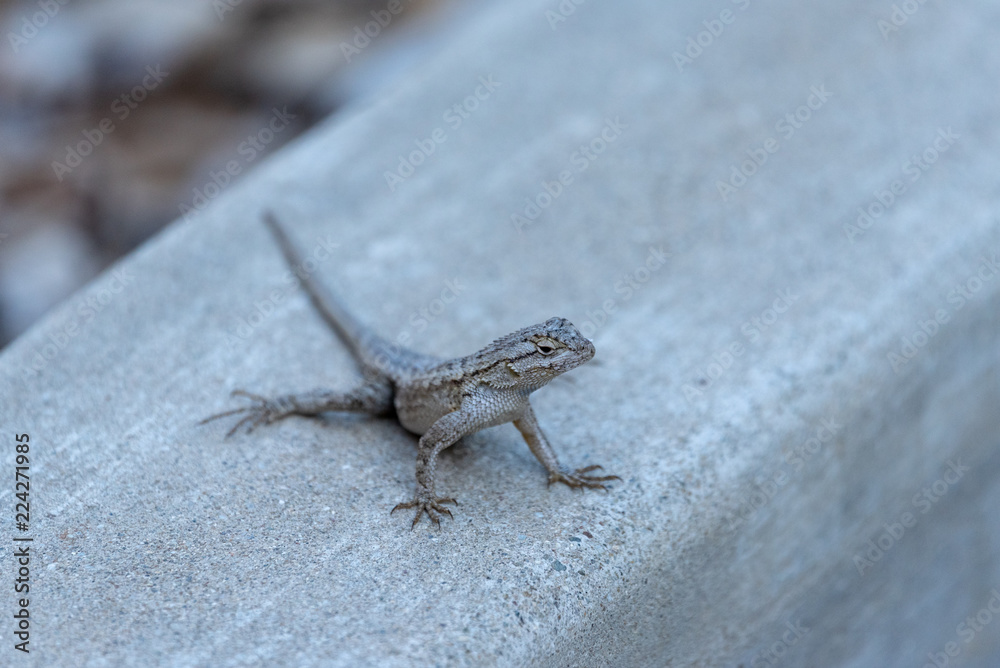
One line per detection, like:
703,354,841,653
534,338,557,355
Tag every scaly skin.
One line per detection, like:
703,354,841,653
201,212,619,528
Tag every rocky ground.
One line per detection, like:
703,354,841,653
0,0,447,346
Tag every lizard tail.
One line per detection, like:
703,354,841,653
261,210,385,369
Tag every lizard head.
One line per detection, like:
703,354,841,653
500,317,595,387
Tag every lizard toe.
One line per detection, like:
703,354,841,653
392,495,458,529
550,466,621,490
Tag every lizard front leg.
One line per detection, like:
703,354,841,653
200,376,392,437
391,410,472,528
513,403,620,490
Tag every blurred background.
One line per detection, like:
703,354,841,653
0,0,492,348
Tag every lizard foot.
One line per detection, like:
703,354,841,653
198,390,297,437
549,464,621,491
391,494,458,529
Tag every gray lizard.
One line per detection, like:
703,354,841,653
202,212,619,527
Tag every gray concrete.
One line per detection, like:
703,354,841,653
3,0,1000,665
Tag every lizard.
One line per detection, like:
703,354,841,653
201,211,619,528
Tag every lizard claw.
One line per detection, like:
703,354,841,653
391,494,458,529
548,464,621,491
198,390,296,437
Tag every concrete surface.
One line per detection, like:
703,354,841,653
3,0,1000,665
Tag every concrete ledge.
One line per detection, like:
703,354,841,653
3,0,1000,665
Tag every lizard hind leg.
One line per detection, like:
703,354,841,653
200,379,393,437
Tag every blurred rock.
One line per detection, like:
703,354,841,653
0,220,100,343
0,0,458,345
